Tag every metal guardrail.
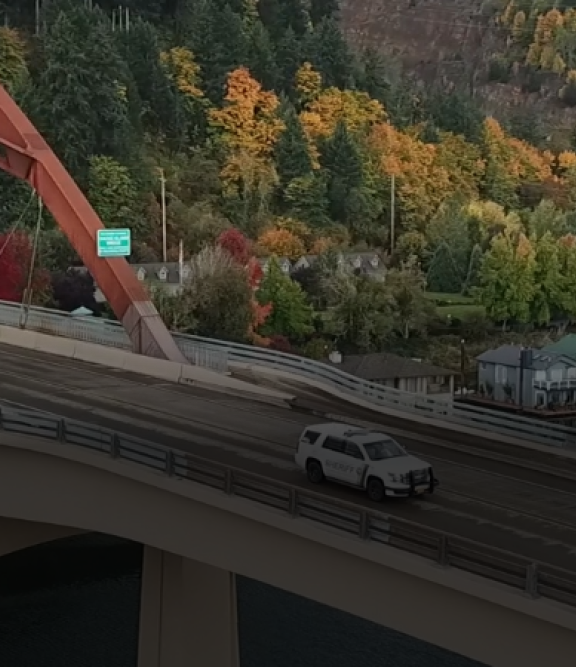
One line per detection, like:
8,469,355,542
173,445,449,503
1,300,575,449
0,402,575,608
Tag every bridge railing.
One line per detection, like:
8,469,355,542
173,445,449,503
1,403,575,608
0,300,575,449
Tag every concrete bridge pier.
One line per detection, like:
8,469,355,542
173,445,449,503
138,546,240,667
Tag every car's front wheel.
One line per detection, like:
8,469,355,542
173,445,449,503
366,477,386,502
306,459,324,484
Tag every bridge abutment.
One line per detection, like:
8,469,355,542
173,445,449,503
138,546,240,667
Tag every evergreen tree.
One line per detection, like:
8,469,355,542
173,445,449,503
257,257,314,339
320,121,378,234
121,18,187,145
246,20,279,90
305,17,354,89
462,244,483,295
276,27,303,95
427,88,484,144
275,105,313,186
426,242,463,294
358,47,390,104
284,174,330,227
310,0,339,25
33,5,132,180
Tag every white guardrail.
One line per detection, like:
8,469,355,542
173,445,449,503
1,402,575,607
1,300,575,449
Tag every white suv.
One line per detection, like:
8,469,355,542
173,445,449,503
295,422,437,502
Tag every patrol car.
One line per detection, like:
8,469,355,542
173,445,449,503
295,422,437,502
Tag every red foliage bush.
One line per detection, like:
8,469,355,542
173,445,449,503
217,228,252,266
0,231,49,303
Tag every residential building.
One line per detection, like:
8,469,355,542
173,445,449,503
476,345,576,410
327,351,455,397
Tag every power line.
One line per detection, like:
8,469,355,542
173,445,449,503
0,189,37,261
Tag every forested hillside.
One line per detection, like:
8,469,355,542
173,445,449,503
1,0,576,367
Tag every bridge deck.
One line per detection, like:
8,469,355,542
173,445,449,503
1,343,576,573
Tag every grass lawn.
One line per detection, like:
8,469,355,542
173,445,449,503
425,292,485,319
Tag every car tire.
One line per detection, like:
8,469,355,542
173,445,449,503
306,460,324,484
367,477,386,502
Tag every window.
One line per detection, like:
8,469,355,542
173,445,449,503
344,442,364,460
364,438,406,461
137,268,146,281
158,267,168,281
568,367,576,379
370,256,379,267
535,370,546,381
322,437,345,453
495,365,508,384
302,429,321,445
550,368,563,381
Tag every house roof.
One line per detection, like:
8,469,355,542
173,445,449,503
542,335,576,360
331,352,455,380
476,345,574,370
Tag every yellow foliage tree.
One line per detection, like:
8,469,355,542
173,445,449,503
160,47,203,98
435,132,485,200
295,62,322,106
466,200,523,242
209,68,284,188
370,122,453,228
273,217,312,246
511,11,526,41
310,236,334,254
257,228,306,259
500,1,516,26
0,27,27,93
483,117,552,186
300,88,386,141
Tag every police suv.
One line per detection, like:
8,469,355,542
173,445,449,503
295,422,437,502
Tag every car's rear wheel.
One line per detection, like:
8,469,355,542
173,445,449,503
367,477,386,502
306,460,324,484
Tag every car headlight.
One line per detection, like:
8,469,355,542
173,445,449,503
387,472,399,482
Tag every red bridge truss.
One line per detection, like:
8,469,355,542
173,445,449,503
0,84,187,362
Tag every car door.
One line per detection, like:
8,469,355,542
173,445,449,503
321,436,350,481
343,441,368,487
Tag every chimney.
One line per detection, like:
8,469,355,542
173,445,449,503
329,351,342,364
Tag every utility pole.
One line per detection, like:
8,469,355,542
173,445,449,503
178,239,184,288
35,0,40,35
159,169,167,263
390,174,396,254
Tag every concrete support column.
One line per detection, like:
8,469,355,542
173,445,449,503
138,546,240,667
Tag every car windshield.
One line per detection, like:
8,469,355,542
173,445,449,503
363,439,406,461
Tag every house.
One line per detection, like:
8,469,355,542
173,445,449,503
476,345,576,410
542,334,576,361
256,251,385,279
327,351,456,397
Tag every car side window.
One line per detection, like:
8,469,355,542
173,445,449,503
322,436,345,453
302,429,321,444
345,442,364,460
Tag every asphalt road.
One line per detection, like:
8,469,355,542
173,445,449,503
2,343,576,574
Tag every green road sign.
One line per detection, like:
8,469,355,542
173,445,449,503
97,229,131,257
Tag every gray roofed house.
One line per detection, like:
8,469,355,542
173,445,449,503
328,351,455,397
476,344,576,409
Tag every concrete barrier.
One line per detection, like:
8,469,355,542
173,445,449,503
0,325,294,407
236,362,576,458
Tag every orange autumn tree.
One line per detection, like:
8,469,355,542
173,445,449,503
209,67,284,193
370,122,453,228
257,228,306,259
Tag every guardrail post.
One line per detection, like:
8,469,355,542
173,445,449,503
224,469,233,494
359,512,369,540
110,433,120,459
437,535,449,566
166,451,175,477
525,563,540,598
57,419,66,441
0,407,3,430
288,488,298,517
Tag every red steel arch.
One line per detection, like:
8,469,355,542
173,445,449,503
0,84,187,362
